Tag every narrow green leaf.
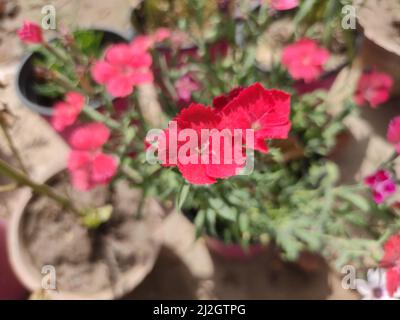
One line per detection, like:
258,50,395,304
294,0,318,25
238,213,250,234
335,189,370,212
194,209,206,238
176,183,191,210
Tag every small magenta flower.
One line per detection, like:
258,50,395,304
175,74,200,104
51,92,85,132
91,42,153,98
67,123,118,191
364,169,397,204
270,0,299,11
17,21,43,44
387,116,400,153
281,38,330,83
354,71,393,108
381,235,400,297
153,28,171,43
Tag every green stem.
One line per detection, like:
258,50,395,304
0,117,28,174
0,183,18,192
136,186,148,219
117,127,136,158
43,42,69,64
158,54,178,101
82,106,121,131
69,42,88,66
121,164,143,184
382,151,399,168
0,158,81,216
51,70,79,93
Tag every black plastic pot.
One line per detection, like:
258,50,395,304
16,29,129,116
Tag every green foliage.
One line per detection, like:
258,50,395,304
33,82,65,99
294,0,356,53
32,30,107,100
136,0,394,265
73,30,104,58
291,90,354,157
151,68,387,269
178,157,385,267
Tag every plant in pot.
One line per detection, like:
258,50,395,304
16,21,129,116
5,22,176,299
147,80,394,269
148,0,361,120
143,4,400,272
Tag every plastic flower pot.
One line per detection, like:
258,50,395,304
7,167,163,300
204,237,266,261
0,217,27,300
16,28,129,118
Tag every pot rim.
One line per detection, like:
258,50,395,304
204,236,267,260
7,165,163,300
15,27,130,116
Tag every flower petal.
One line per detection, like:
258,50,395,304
91,61,118,84
386,268,400,297
105,44,135,66
177,162,217,185
91,153,118,184
69,123,110,150
106,74,135,98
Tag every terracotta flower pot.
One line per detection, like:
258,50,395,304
205,237,266,260
7,170,163,300
295,251,327,273
0,218,27,300
16,28,129,117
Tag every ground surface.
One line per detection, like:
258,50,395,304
0,0,398,300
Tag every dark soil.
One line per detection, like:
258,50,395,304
22,173,162,294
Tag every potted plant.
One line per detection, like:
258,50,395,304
146,78,393,269
141,1,399,271
16,21,129,116
5,163,163,300
148,0,362,119
5,22,176,299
